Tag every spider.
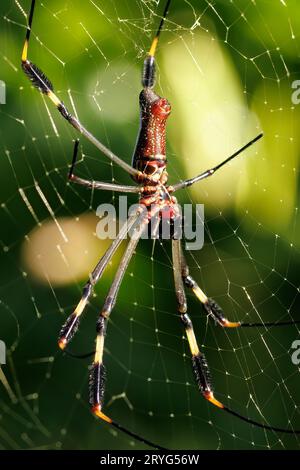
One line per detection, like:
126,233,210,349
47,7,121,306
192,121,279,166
21,0,300,450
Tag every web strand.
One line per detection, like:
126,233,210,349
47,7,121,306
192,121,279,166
0,0,299,451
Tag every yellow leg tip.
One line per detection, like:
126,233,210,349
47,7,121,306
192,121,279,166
204,391,224,409
223,320,241,328
58,338,67,350
22,41,28,62
148,37,159,57
92,405,112,424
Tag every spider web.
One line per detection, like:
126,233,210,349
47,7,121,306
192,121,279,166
0,0,300,450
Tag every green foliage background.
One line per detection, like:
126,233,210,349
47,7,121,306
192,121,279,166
0,0,299,450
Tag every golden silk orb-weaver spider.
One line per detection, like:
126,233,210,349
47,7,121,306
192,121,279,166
21,0,300,450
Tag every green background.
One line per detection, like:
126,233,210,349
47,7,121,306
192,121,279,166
0,0,299,450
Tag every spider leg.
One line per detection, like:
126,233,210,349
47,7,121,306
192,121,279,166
68,140,141,193
58,207,144,350
21,0,143,180
89,228,145,415
172,238,223,408
180,245,300,328
89,213,166,449
180,247,240,328
172,239,300,434
172,133,263,192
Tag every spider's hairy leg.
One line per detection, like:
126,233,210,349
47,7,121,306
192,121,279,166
172,133,263,192
58,282,92,350
180,247,300,329
21,1,60,103
142,0,171,88
173,240,300,434
21,0,143,179
181,314,224,409
68,140,141,193
89,311,165,449
172,239,223,408
180,248,240,328
88,215,167,450
58,209,143,350
89,315,107,420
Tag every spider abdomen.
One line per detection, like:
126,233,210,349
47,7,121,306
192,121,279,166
132,89,171,184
